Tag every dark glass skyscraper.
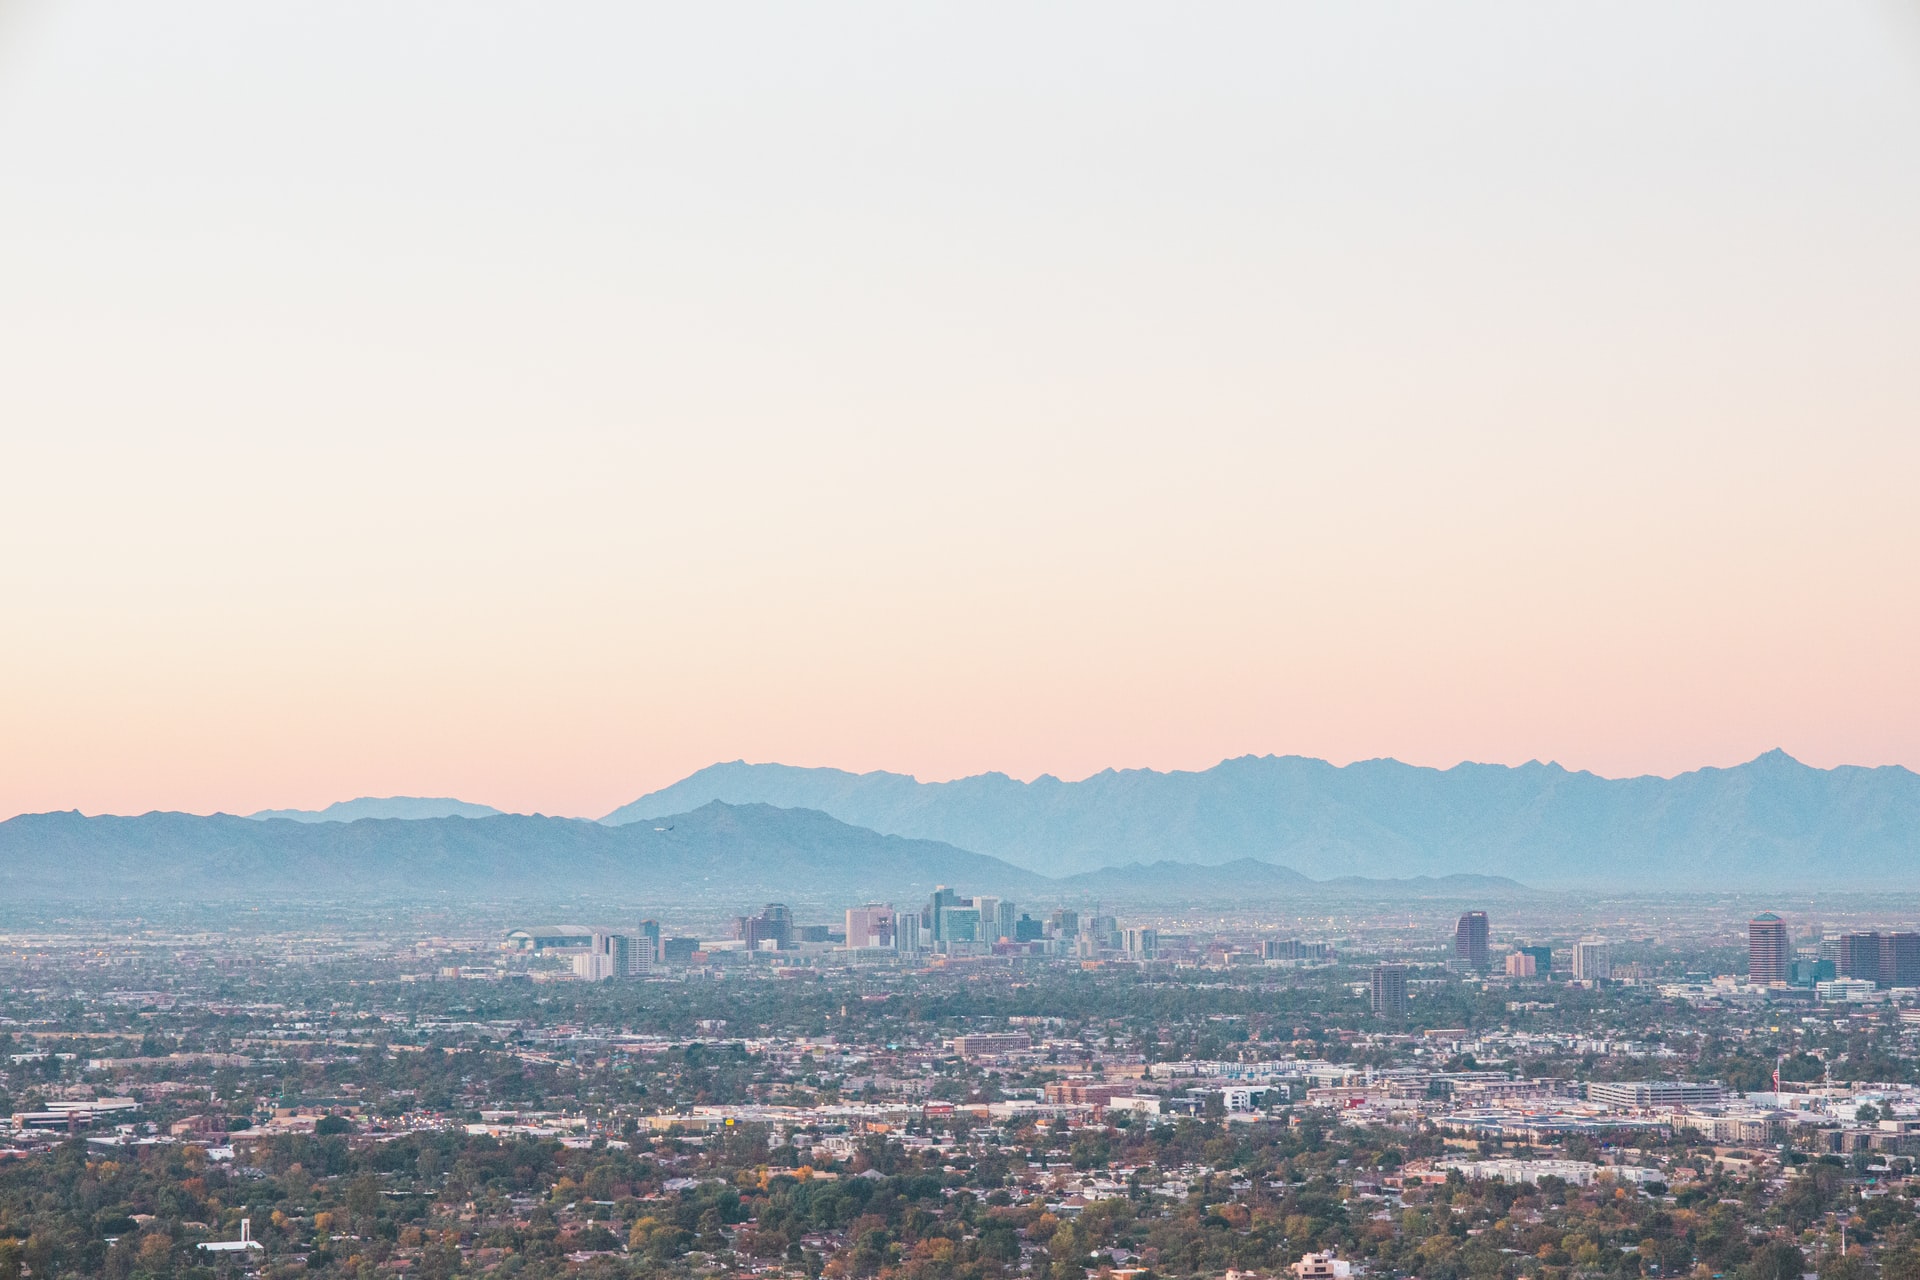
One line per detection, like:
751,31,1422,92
1837,931,1882,983
1454,911,1489,970
1748,912,1789,985
1884,933,1920,988
1371,962,1408,1020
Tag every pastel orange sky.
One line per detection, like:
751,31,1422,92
3,2,1918,819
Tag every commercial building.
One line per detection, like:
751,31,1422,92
1504,952,1537,978
964,897,1018,942
1518,944,1554,975
845,903,896,950
198,1220,263,1256
929,887,963,942
1586,1080,1725,1108
1817,977,1881,1003
505,925,599,955
1837,931,1883,983
938,907,981,945
1572,938,1610,983
1371,962,1408,1020
1290,1253,1354,1280
1454,912,1490,971
1430,1159,1613,1188
499,924,654,979
951,1033,1030,1059
1265,939,1333,962
1045,1080,1138,1105
1121,927,1158,960
1083,915,1121,952
571,930,644,981
1884,932,1920,987
1789,958,1835,987
739,904,793,951
1748,913,1789,986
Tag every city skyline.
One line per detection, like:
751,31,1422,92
2,6,1917,1277
7,742,1911,823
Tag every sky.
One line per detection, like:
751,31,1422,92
2,2,1918,820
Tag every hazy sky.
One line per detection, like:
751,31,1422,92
3,2,1918,819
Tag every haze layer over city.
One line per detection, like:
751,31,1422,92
1,4,1918,1280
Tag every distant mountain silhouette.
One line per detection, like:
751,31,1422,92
248,796,503,822
0,802,1044,904
604,751,1920,886
0,803,1531,906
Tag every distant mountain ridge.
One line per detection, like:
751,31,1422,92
0,803,1526,905
603,751,1920,886
0,802,1041,903
248,796,503,822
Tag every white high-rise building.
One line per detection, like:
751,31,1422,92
845,903,895,949
1572,937,1610,982
572,930,632,981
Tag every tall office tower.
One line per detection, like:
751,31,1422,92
929,887,962,942
636,919,662,971
845,903,895,950
1454,912,1490,970
1085,915,1120,951
1519,944,1554,975
995,900,1019,941
1121,927,1158,960
1747,913,1789,985
743,903,793,951
1505,952,1536,978
1371,962,1408,1020
572,930,632,981
938,906,981,945
1819,934,1842,965
1572,937,1610,982
1884,933,1920,987
894,913,922,955
1837,931,1883,983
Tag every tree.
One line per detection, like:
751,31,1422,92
1741,1241,1807,1280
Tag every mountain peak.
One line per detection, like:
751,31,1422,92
598,753,1920,887
248,796,504,823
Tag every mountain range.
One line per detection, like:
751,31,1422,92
603,751,1920,885
0,802,1039,904
0,802,1522,906
7,750,1912,900
248,796,503,822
